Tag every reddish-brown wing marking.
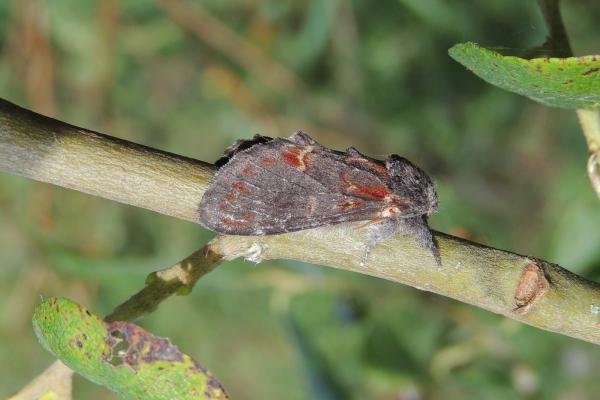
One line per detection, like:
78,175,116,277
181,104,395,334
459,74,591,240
198,133,400,235
198,131,440,266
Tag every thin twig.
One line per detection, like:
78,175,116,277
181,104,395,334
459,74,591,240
8,360,73,400
535,0,572,57
1,98,600,344
104,244,223,322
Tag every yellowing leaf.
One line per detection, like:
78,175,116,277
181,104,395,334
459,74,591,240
32,298,228,400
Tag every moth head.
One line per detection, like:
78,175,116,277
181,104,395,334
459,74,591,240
385,154,438,216
215,134,273,168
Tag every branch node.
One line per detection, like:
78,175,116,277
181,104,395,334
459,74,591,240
514,261,550,315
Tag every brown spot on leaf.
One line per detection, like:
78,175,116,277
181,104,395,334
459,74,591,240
106,322,183,369
514,262,549,315
582,67,600,76
103,322,229,397
71,336,84,349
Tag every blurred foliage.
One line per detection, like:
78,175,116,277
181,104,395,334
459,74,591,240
1,0,600,399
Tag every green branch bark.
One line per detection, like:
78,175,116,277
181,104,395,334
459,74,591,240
0,98,214,222
1,98,600,345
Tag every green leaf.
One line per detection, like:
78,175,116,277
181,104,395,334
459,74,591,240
449,42,600,109
32,298,228,400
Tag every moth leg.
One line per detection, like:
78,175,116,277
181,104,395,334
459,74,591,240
361,216,440,267
361,218,399,266
400,216,441,266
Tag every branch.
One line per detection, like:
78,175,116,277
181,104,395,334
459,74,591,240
1,98,600,345
104,244,223,322
0,98,214,222
8,361,73,400
535,0,572,57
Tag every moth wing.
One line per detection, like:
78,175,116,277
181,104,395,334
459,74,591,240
200,187,383,235
199,138,385,235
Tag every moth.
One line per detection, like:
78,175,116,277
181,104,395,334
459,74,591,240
198,131,440,265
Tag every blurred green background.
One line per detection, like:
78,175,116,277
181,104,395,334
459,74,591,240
1,0,600,399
